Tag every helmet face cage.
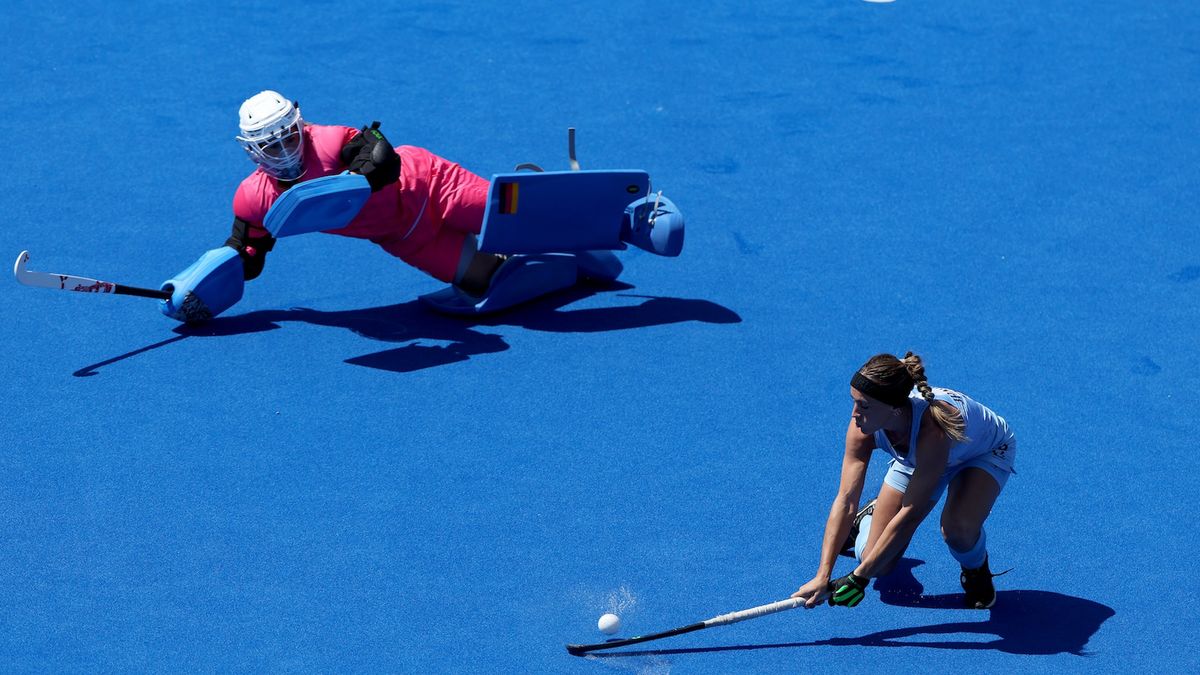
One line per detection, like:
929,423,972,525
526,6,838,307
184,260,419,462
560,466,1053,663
236,98,305,180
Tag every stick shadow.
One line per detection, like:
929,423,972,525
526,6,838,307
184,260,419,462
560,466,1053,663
598,559,1114,659
74,282,741,376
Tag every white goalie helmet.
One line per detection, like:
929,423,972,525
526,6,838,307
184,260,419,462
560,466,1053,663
236,90,305,180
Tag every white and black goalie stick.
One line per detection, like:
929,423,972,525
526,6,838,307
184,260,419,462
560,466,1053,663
566,596,803,656
13,250,169,300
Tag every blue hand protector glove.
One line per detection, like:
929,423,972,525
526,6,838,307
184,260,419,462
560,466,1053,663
828,572,869,608
160,247,245,323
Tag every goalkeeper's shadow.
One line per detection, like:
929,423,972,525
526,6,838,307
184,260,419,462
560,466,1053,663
73,281,741,376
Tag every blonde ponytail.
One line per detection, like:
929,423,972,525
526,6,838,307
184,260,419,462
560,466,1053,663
902,352,968,443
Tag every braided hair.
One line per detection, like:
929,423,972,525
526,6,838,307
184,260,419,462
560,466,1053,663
858,352,968,442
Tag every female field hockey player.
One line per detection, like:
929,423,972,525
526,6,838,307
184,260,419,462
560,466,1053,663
790,352,1016,609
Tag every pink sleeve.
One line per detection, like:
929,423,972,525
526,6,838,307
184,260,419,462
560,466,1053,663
232,177,273,237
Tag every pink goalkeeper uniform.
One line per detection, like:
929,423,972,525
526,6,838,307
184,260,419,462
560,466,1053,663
232,123,490,282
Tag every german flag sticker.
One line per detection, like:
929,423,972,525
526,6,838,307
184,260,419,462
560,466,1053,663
499,182,519,214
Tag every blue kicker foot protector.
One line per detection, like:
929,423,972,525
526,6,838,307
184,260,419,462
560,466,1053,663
854,514,873,562
160,247,244,323
948,528,988,569
621,193,685,257
264,172,372,238
419,253,579,315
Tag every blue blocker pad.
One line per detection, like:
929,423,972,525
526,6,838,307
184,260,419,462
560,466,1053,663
160,247,244,323
420,253,579,315
264,172,372,238
477,171,649,254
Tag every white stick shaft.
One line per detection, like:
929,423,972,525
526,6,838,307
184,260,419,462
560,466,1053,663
13,251,117,294
703,597,803,627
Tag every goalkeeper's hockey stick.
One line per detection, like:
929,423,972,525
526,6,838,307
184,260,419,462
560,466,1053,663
566,597,803,656
13,250,169,300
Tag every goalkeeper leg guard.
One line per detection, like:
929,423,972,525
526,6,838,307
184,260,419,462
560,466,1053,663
420,253,578,315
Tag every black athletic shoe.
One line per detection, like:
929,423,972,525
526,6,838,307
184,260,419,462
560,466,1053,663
960,556,998,609
839,499,877,557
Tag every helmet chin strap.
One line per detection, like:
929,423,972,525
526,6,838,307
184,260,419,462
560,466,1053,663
272,161,306,182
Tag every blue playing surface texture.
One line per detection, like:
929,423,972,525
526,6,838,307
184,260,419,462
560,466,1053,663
2,1,1198,672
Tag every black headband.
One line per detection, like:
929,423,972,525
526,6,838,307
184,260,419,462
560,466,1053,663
851,371,912,408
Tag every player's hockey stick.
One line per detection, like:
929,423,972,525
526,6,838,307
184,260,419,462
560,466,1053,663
566,597,803,656
13,250,169,300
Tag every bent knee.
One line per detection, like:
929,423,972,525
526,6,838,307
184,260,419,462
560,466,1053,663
940,518,981,551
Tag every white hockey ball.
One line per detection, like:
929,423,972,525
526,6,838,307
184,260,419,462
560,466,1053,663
598,613,621,635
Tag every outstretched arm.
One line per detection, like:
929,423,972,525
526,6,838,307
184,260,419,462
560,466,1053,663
159,216,276,323
792,419,874,608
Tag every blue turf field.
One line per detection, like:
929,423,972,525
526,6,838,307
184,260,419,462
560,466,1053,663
2,0,1198,672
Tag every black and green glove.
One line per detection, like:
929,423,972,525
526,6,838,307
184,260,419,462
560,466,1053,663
340,121,400,192
828,572,869,607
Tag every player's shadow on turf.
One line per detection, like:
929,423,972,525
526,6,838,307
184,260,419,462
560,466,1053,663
853,558,1116,655
599,558,1114,659
72,282,741,375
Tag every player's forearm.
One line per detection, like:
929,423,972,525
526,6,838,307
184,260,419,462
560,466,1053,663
854,506,920,578
816,497,857,577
